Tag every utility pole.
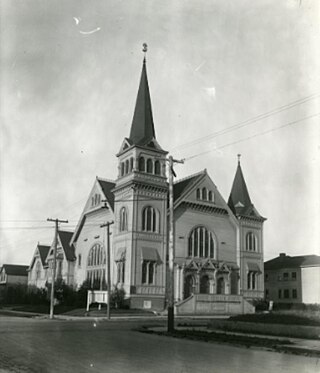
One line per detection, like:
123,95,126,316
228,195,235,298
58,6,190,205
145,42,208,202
167,155,184,333
100,220,114,320
47,218,68,319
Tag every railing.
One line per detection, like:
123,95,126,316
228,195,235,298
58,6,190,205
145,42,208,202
134,285,165,295
195,294,242,303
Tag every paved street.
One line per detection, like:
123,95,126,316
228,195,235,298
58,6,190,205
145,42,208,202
0,316,319,373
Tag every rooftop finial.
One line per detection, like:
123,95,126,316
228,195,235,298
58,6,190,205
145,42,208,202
142,43,148,63
237,154,241,165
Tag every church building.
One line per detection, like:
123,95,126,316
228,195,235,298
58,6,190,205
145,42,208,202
29,50,266,314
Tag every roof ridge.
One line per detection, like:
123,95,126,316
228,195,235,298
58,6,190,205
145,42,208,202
58,229,74,234
96,176,116,184
174,169,206,185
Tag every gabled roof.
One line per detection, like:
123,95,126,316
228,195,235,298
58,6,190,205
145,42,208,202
228,159,263,219
38,245,50,266
1,264,28,276
173,171,206,203
129,58,156,147
58,230,76,261
97,178,116,211
265,254,320,270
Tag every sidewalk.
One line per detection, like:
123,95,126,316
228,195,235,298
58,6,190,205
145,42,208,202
147,325,320,357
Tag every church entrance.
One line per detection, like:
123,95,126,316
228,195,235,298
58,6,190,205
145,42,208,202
217,277,225,294
200,275,210,294
184,275,195,299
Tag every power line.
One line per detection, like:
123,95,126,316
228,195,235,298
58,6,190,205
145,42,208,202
185,112,320,161
172,93,320,152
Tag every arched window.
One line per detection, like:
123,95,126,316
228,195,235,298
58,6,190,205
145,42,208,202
142,206,158,232
130,157,134,172
246,232,258,251
139,157,145,172
196,189,201,200
202,187,207,201
208,191,213,202
155,160,161,175
125,159,129,174
119,207,128,232
188,226,215,259
87,243,106,288
147,158,153,173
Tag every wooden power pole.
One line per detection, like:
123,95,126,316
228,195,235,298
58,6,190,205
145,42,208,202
100,220,114,320
47,218,68,319
167,155,184,333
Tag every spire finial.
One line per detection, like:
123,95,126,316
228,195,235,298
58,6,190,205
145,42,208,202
237,154,241,165
142,43,148,63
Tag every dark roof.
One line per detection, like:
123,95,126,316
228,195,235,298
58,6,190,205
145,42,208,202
129,59,156,147
38,245,50,266
173,172,205,202
58,231,76,261
2,264,28,276
265,254,320,270
228,160,262,219
97,179,116,211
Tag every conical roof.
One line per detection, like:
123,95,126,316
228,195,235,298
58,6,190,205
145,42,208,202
228,159,263,219
129,58,156,146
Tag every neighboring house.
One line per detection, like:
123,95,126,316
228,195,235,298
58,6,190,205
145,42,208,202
46,230,76,287
28,244,51,288
0,264,29,287
68,54,266,313
264,253,320,304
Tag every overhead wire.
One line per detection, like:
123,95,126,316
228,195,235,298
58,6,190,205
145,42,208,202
184,112,320,161
172,93,320,152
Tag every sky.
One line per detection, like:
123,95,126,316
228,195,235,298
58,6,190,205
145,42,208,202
0,0,319,265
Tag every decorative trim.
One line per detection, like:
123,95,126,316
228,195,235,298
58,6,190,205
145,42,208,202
181,201,228,215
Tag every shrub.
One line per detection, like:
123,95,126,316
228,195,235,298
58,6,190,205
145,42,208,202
0,284,28,305
110,286,126,309
45,279,76,306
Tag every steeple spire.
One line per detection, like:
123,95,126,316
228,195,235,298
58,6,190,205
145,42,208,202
128,43,156,146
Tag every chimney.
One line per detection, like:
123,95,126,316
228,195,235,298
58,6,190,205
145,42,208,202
279,253,286,257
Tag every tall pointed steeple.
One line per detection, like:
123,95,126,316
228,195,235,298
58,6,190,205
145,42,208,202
129,48,156,146
228,155,263,219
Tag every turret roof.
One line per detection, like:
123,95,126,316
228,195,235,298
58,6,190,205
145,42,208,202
228,159,263,219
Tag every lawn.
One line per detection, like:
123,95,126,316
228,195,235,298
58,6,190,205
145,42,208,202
229,311,320,327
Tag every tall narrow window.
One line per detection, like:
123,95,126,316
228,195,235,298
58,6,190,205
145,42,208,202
147,158,153,173
155,160,161,175
125,160,129,174
202,187,207,201
196,189,201,200
130,157,134,172
139,157,145,172
119,207,128,232
208,191,213,202
142,261,148,284
142,261,156,284
246,232,258,251
247,272,251,290
121,162,125,176
35,262,41,281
